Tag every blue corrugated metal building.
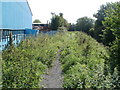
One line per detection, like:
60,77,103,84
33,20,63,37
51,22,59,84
0,0,32,29
0,0,38,51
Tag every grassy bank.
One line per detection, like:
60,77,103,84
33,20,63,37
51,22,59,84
2,31,112,88
59,32,110,88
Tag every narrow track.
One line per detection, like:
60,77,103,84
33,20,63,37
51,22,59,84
41,49,63,88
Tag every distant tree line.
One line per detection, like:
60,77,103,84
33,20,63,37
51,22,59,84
69,17,95,36
66,2,120,47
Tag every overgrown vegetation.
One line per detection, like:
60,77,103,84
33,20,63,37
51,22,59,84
58,32,111,89
64,1,120,88
2,31,120,89
2,34,57,88
2,1,120,88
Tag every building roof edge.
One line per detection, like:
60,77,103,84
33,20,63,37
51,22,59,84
26,0,33,16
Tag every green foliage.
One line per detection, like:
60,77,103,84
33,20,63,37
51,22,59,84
59,32,112,88
102,2,120,40
93,4,108,42
93,2,120,88
76,17,94,34
50,13,69,30
2,34,57,88
102,2,120,88
2,31,120,89
33,19,41,23
93,3,116,44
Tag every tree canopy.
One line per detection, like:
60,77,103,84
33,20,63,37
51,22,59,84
102,2,120,76
93,3,116,44
76,17,94,34
102,2,120,40
50,13,69,30
33,19,41,23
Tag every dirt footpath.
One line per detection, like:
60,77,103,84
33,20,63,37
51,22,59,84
41,49,63,88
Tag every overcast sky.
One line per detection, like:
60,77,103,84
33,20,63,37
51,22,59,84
27,0,119,24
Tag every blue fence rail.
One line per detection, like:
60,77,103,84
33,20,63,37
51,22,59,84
0,30,58,51
40,31,58,35
0,29,39,51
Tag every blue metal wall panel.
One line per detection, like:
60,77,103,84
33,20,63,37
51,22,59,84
1,1,32,29
0,2,2,28
0,0,37,51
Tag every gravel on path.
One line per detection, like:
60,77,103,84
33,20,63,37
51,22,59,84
41,49,63,88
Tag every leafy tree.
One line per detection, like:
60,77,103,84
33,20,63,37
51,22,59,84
93,4,106,42
76,17,94,34
103,2,120,40
93,3,115,44
102,2,120,74
33,19,41,23
50,13,69,30
50,14,60,30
